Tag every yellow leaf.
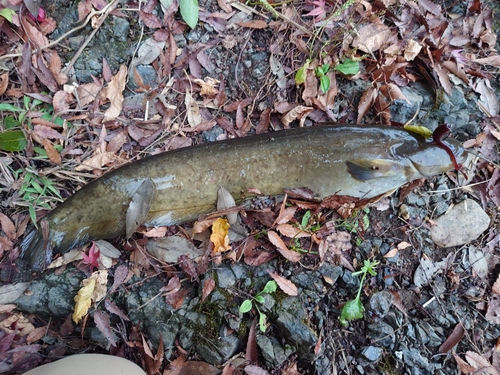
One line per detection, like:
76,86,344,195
210,218,231,253
404,125,433,139
72,278,95,323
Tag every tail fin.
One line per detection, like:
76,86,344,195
19,226,53,271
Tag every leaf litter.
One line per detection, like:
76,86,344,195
0,0,499,372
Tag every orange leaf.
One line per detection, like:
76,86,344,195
210,218,231,253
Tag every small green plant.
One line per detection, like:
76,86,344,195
239,280,277,332
339,259,379,327
315,63,331,93
337,207,370,234
15,169,62,226
299,210,321,233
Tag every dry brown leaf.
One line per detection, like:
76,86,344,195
353,23,392,53
0,72,8,96
34,124,65,140
404,39,422,61
185,89,202,127
453,353,475,374
379,83,409,103
383,248,399,258
267,231,301,262
491,274,500,294
267,270,298,296
486,295,500,324
282,105,313,126
103,65,127,121
41,139,62,164
276,223,311,238
0,213,16,241
474,78,499,117
357,86,378,123
27,326,48,344
465,351,500,375
75,151,116,171
23,21,49,48
472,55,500,67
217,0,232,12
201,278,216,302
274,206,297,225
76,82,102,107
433,63,452,95
235,20,267,29
397,241,411,250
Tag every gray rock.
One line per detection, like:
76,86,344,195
369,290,394,317
367,321,395,349
216,266,237,289
361,346,384,363
430,199,490,247
274,311,317,359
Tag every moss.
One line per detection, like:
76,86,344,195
377,352,403,375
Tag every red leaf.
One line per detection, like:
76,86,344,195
439,320,465,353
245,318,258,363
82,242,100,272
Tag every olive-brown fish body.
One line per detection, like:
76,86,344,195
20,124,466,269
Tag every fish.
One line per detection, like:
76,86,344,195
19,124,467,270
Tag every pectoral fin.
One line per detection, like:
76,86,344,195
126,178,156,239
346,159,403,181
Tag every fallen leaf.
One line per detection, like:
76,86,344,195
352,23,392,53
282,105,313,127
486,295,500,324
72,278,95,323
276,223,311,238
0,72,8,96
439,320,465,353
94,310,117,347
493,273,500,294
185,89,202,127
210,218,231,253
383,248,399,258
267,270,298,296
267,230,301,262
357,86,378,123
453,353,476,374
0,213,16,241
201,278,215,302
103,65,127,121
74,151,116,171
397,241,411,250
404,39,422,61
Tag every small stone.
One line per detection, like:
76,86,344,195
369,291,394,317
361,346,384,362
430,199,490,247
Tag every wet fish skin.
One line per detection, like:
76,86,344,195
19,124,467,270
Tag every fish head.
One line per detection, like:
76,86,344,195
407,138,467,177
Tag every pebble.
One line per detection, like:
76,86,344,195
430,199,490,247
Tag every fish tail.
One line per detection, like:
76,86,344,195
19,226,53,270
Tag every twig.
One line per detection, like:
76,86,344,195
0,0,120,60
63,0,120,75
